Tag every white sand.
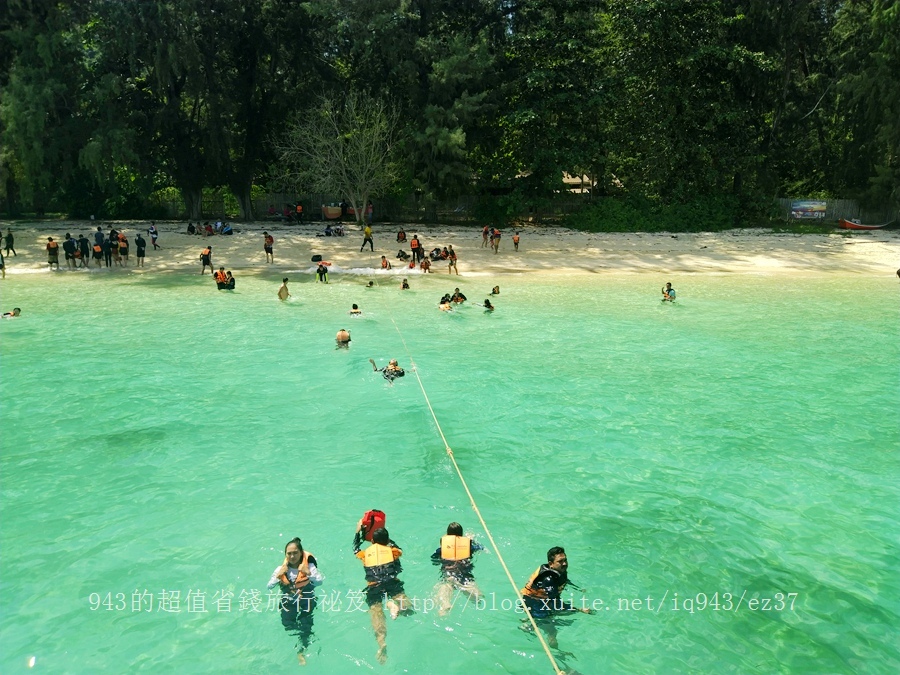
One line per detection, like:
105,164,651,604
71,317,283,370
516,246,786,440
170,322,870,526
1,220,898,277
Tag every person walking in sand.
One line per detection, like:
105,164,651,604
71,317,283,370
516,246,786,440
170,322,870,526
513,232,520,251
278,278,291,301
4,229,16,256
264,232,274,263
360,223,374,252
447,245,458,274
481,225,489,248
148,223,160,249
200,246,213,274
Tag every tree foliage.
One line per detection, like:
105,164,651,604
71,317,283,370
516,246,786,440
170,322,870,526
1,0,897,218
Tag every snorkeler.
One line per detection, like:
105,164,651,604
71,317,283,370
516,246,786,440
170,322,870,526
520,546,593,649
353,526,413,664
2,308,21,318
661,282,676,302
267,537,324,665
336,329,351,348
369,358,405,381
431,522,484,616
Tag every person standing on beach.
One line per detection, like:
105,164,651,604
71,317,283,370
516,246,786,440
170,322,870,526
409,234,421,262
491,228,501,254
360,223,374,252
448,245,458,274
148,223,160,249
520,546,593,649
264,232,274,263
4,229,16,256
513,232,520,251
47,237,60,270
135,233,146,267
92,241,103,266
102,236,113,267
316,263,328,283
481,225,489,248
94,226,104,248
118,232,129,266
200,246,212,274
353,525,413,664
278,278,291,301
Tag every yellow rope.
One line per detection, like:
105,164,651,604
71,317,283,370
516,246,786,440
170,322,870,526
388,316,565,675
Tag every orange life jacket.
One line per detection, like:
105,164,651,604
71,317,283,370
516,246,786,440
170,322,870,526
363,543,397,568
279,551,312,591
440,535,471,561
410,239,419,249
214,271,227,283
521,566,565,599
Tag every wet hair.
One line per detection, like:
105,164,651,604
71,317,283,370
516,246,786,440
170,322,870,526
284,537,303,554
446,522,463,536
283,278,288,283
547,546,566,562
352,304,359,309
372,527,390,545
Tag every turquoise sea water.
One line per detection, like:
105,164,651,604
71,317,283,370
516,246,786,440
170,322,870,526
0,270,898,674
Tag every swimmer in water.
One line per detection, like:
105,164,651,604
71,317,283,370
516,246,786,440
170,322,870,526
336,329,351,348
369,358,405,381
366,281,375,287
661,282,676,302
2,307,22,318
482,299,494,312
401,279,410,290
439,295,453,312
278,278,291,301
350,304,361,315
490,286,500,295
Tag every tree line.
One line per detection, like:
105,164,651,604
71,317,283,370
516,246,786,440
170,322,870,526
1,0,897,223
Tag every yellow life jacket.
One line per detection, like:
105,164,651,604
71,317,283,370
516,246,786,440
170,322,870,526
440,535,471,561
363,543,396,568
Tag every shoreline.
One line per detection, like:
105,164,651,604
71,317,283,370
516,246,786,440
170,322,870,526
1,221,897,277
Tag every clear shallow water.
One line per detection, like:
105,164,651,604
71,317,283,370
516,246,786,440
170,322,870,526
0,270,898,674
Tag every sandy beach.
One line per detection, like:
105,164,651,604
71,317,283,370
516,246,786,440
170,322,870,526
1,220,898,278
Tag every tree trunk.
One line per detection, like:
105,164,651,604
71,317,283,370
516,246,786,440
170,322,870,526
231,181,254,221
182,187,203,220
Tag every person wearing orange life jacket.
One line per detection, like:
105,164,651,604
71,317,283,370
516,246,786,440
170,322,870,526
267,537,324,665
409,234,421,262
431,522,485,616
353,525,413,664
520,546,593,649
200,246,212,274
214,267,227,288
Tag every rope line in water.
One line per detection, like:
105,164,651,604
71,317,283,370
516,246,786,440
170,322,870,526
388,315,565,675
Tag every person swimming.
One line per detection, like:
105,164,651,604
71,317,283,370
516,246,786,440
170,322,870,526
401,279,410,290
2,307,21,318
369,358,405,381
336,329,351,348
661,282,676,302
490,286,500,295
483,299,494,312
439,294,453,311
350,304,361,315
366,281,375,287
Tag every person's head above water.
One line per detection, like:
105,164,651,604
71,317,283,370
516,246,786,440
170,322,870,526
389,359,398,367
283,277,289,283
352,304,359,310
446,522,463,536
372,528,390,545
285,537,304,556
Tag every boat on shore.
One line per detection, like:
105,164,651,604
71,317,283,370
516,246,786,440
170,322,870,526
838,218,893,230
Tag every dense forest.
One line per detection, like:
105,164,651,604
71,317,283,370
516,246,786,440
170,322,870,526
0,0,897,225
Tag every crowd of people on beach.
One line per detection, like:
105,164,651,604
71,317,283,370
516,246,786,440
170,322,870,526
270,511,592,666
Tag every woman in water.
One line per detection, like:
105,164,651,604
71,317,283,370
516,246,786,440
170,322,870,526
483,299,494,312
267,537,324,665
